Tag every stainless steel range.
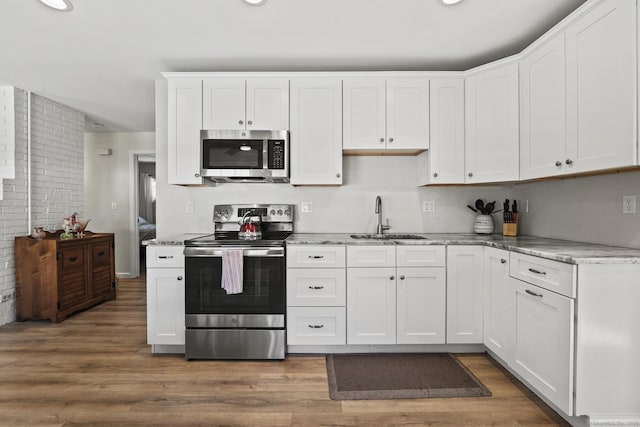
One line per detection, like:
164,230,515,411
183,204,293,360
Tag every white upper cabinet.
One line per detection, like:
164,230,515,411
167,78,203,185
421,78,465,185
520,34,568,180
465,62,520,183
565,0,636,173
202,78,289,130
343,77,429,152
289,78,343,185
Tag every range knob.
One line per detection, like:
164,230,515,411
284,209,291,216
222,210,228,216
277,209,283,215
270,209,276,215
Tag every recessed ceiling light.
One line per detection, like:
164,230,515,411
244,0,267,6
39,0,73,12
439,0,463,5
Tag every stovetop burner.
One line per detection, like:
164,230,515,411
185,232,291,247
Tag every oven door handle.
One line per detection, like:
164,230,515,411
184,247,285,257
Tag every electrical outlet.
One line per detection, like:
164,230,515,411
111,201,117,210
623,195,636,214
185,201,194,214
300,202,313,213
423,200,436,213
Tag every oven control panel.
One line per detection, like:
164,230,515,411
213,204,293,223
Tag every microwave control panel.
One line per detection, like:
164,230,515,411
268,140,286,170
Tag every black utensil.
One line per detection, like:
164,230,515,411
484,201,496,215
467,205,478,213
475,199,484,212
512,200,518,213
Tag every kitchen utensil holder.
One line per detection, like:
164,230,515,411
473,215,494,234
503,222,518,237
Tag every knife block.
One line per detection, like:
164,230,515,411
503,222,518,237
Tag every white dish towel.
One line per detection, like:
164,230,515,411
221,249,243,295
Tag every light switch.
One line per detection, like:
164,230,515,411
300,202,313,213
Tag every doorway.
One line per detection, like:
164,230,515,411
129,150,155,278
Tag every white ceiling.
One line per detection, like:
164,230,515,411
0,0,587,132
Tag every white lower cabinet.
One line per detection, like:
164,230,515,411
482,247,514,363
512,280,574,416
146,246,185,347
346,245,446,345
286,245,347,346
446,246,484,344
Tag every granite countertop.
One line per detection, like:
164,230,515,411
286,233,640,265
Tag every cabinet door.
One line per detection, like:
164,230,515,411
483,248,514,363
346,267,396,344
465,62,519,183
167,78,203,184
513,280,574,416
343,78,386,150
446,246,484,344
566,0,636,173
202,78,246,130
246,78,289,130
427,78,465,184
58,245,87,311
386,78,429,150
520,34,568,180
289,78,343,185
90,240,114,299
147,268,186,345
396,267,445,344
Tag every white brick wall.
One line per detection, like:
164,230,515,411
0,88,85,325
0,87,16,200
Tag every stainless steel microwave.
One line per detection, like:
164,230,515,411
200,129,289,183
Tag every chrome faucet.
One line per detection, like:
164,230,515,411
375,195,390,235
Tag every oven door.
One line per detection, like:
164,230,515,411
184,246,285,319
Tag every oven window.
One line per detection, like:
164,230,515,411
185,256,285,315
202,139,263,169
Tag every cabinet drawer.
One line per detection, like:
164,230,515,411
347,246,395,267
92,242,111,269
286,245,345,268
397,245,445,267
286,269,346,306
509,252,576,298
60,247,85,272
146,246,185,268
286,307,346,345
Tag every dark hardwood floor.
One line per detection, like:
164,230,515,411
0,276,569,426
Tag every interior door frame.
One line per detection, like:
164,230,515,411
128,149,156,278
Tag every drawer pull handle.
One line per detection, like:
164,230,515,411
308,255,324,259
525,289,543,298
528,268,546,275
158,255,174,259
98,251,105,256
308,324,324,329
70,256,78,262
309,286,324,290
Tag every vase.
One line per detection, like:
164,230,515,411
31,226,46,239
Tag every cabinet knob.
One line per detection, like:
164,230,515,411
239,120,244,125
336,173,341,178
399,275,405,280
468,172,473,178
177,276,183,281
565,159,573,165
500,258,507,264
388,137,394,143
433,172,438,178
380,138,385,143
389,275,395,280
194,173,200,178
248,120,253,125
555,161,562,167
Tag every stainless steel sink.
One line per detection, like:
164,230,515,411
350,233,428,240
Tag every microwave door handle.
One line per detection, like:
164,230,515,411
263,140,269,169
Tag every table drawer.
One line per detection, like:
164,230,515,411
146,246,185,268
286,307,346,345
509,252,576,298
286,269,346,306
286,246,346,268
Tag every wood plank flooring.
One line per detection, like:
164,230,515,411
0,276,569,426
